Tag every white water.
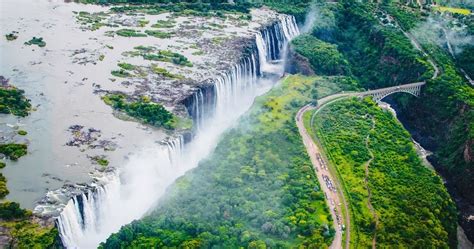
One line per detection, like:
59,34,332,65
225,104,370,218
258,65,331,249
57,15,299,248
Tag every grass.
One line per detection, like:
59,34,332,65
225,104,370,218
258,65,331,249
101,74,343,248
75,11,109,31
127,47,193,67
308,98,458,248
151,64,184,79
0,218,59,248
138,19,149,27
116,29,147,37
91,156,109,167
144,30,172,39
17,130,27,136
151,19,176,28
192,50,204,56
117,62,136,71
211,36,227,45
111,69,132,78
433,6,471,15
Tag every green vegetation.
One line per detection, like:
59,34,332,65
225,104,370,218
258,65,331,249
111,69,132,78
102,74,358,248
152,19,176,28
310,98,457,248
151,64,184,79
211,36,227,45
0,173,8,198
0,86,32,117
117,62,136,71
310,2,431,89
291,34,350,76
395,45,474,209
103,94,176,129
0,217,60,248
433,6,471,15
0,161,5,169
75,11,109,30
105,2,253,17
143,50,192,67
0,202,31,220
0,144,27,161
17,130,27,136
144,30,172,38
374,2,474,217
191,50,204,56
91,156,109,167
289,3,472,244
116,29,147,37
126,46,193,67
24,37,46,47
138,19,150,27
5,32,18,41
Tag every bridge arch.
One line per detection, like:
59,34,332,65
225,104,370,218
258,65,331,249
359,83,424,102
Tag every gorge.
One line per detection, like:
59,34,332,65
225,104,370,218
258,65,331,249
0,0,472,248
53,13,300,248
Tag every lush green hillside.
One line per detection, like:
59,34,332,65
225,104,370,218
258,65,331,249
310,2,432,89
291,1,473,241
291,35,350,76
101,75,356,248
309,98,458,248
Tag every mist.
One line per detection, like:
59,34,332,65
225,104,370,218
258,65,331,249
410,16,473,57
56,15,300,248
67,76,276,248
300,2,335,34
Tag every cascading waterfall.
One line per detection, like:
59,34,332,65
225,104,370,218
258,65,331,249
188,14,299,127
55,14,299,248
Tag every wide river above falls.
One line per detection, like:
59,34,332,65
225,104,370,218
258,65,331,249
0,0,174,208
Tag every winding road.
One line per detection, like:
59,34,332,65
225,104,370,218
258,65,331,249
294,10,441,248
296,102,350,249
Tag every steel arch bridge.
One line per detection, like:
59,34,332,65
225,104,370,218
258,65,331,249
358,82,425,102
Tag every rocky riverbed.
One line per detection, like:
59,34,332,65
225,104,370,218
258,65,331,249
0,0,288,211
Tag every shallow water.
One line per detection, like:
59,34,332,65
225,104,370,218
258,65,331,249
0,0,286,210
0,0,170,208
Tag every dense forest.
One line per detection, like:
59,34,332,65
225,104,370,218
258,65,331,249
103,94,179,130
101,75,355,248
290,1,473,241
309,98,458,248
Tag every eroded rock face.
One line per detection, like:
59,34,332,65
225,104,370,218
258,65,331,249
90,8,285,118
285,47,315,76
1,0,296,211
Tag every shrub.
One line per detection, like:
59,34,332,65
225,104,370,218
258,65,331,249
116,29,147,37
0,202,31,220
24,37,46,47
0,144,27,160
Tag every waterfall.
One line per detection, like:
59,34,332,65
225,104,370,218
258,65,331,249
188,14,299,127
54,14,299,248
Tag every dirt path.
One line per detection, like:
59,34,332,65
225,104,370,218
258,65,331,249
363,117,378,249
296,105,350,249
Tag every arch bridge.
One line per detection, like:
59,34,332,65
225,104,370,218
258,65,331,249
358,82,425,102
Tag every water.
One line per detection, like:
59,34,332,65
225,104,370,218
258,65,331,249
55,14,300,248
0,0,288,209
